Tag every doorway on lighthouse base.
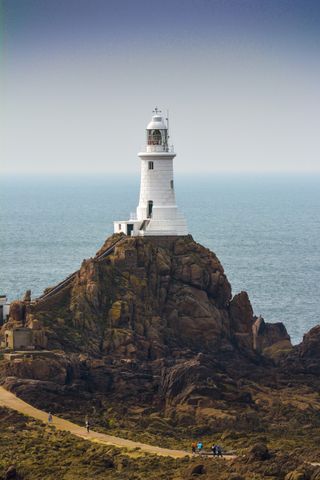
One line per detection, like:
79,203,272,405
147,200,153,218
127,224,134,236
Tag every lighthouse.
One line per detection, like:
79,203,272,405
114,108,188,236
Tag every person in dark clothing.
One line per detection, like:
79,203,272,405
85,419,90,433
216,445,223,457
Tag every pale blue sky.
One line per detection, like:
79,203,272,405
2,0,320,174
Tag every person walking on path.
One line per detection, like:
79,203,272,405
85,419,90,433
216,445,223,457
197,441,203,454
48,412,53,424
191,442,197,455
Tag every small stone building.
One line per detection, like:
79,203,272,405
4,328,33,350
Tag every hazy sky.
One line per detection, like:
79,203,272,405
2,0,320,174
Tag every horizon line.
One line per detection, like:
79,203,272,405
2,170,320,177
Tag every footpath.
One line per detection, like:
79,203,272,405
0,386,233,459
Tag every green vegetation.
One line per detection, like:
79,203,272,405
57,391,320,460
1,406,318,480
0,407,186,480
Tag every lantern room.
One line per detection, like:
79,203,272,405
146,108,169,153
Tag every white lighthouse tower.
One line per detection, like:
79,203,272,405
114,108,188,236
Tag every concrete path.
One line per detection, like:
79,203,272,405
0,386,202,458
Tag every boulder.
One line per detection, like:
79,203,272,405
248,442,271,461
188,464,206,475
252,316,292,355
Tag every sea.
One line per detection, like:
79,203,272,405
1,174,319,345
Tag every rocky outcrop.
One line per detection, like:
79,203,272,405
0,352,78,385
27,235,289,359
299,326,320,360
229,291,255,352
7,301,26,325
1,234,293,414
281,325,320,375
252,316,292,359
22,290,31,303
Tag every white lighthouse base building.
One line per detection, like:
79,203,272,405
114,109,187,237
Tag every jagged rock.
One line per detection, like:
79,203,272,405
161,353,248,410
8,302,26,324
23,290,31,303
299,326,320,359
280,325,320,375
252,316,292,357
229,291,256,352
230,291,254,334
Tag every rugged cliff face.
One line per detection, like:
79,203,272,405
28,234,290,358
0,234,295,412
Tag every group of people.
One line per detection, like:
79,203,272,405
191,441,223,457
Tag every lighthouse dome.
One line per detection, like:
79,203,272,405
147,115,167,130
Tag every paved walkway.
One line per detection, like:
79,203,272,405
0,386,195,458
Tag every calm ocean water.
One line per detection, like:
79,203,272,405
1,174,319,345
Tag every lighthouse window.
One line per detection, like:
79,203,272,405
152,129,162,145
170,180,174,189
148,161,154,170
